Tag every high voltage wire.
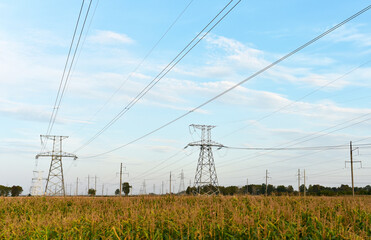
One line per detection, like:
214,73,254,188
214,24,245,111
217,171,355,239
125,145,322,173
221,58,371,139
42,0,93,155
80,4,371,159
217,114,371,169
74,0,240,153
126,59,371,182
44,0,86,139
48,0,93,136
222,143,371,151
70,0,194,137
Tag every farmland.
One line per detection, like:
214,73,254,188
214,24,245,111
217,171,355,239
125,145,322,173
0,196,370,239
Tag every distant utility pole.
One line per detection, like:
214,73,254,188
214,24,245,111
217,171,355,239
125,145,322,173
141,180,147,195
86,175,94,194
297,169,301,197
246,178,249,195
186,124,223,195
76,177,78,196
178,169,185,193
117,163,129,197
35,135,77,196
345,141,362,197
153,184,155,194
120,163,122,196
265,170,269,196
161,181,164,195
102,184,104,196
169,172,176,195
303,170,306,197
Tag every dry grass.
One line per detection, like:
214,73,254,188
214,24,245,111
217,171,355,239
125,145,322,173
0,195,370,239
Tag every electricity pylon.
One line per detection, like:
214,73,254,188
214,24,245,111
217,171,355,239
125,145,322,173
178,169,185,194
30,171,44,196
186,124,223,195
35,135,77,196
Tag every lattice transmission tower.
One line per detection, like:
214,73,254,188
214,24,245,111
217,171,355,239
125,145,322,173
30,171,44,196
178,169,185,193
35,135,77,196
186,124,223,195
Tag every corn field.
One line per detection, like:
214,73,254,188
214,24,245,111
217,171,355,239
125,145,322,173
0,196,370,239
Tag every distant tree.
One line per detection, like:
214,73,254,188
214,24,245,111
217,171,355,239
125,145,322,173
122,182,132,196
88,188,96,196
115,189,120,196
267,184,275,195
287,185,294,194
299,184,307,193
276,185,287,194
0,185,11,196
186,186,196,195
11,186,23,197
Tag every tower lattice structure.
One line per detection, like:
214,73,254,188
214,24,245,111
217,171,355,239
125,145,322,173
178,169,185,193
187,124,223,194
30,171,44,196
36,135,77,196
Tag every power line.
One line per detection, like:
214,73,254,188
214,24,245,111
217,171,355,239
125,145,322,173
223,143,371,151
47,0,94,136
217,114,371,171
221,58,371,139
80,4,371,159
74,0,241,153
70,0,194,137
44,0,86,139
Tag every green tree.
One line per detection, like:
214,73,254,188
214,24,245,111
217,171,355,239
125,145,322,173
0,185,11,196
10,186,23,197
88,188,96,196
115,189,120,195
122,182,132,196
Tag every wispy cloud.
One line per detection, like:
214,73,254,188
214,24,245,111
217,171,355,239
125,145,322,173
89,30,134,45
328,24,371,47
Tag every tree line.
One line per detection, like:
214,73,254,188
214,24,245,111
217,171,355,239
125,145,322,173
0,185,23,196
185,184,371,196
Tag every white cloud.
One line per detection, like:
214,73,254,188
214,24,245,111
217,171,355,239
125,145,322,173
89,30,134,45
328,24,371,47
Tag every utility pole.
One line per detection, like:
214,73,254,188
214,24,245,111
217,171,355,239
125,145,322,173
116,163,128,197
94,175,99,192
345,141,362,197
87,175,90,191
120,163,122,196
153,184,155,194
265,170,269,196
246,178,249,195
350,141,354,196
35,135,77,196
186,124,223,195
76,177,78,196
102,184,104,196
169,172,176,195
303,169,306,197
298,169,301,196
178,169,185,193
86,175,94,195
162,181,164,195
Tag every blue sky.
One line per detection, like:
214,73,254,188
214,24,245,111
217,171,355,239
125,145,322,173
0,0,370,195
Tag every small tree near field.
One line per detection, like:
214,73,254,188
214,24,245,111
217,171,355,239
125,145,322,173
11,186,23,197
88,188,96,196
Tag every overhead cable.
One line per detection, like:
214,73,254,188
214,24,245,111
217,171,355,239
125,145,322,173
81,4,371,159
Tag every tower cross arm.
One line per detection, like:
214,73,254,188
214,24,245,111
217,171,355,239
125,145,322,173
186,142,224,148
35,152,78,160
